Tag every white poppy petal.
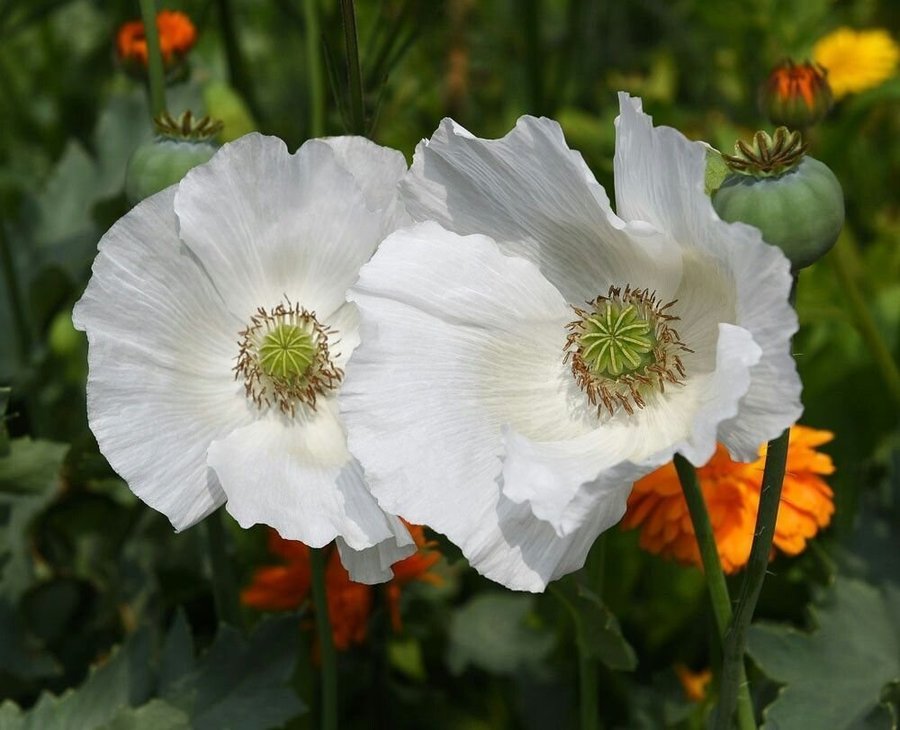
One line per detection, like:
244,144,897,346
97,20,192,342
209,404,400,552
317,136,411,227
343,222,666,589
73,188,252,530
402,116,682,301
174,133,387,321
614,93,802,457
500,426,649,537
335,518,416,585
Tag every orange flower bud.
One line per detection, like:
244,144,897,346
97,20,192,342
759,60,833,129
116,9,197,68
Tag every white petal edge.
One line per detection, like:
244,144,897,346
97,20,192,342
209,404,402,553
174,133,389,323
335,518,416,585
614,93,802,458
401,115,683,303
73,186,252,530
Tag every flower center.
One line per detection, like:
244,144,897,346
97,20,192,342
235,301,342,415
565,285,691,416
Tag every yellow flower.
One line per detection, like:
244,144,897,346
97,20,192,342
813,27,899,99
621,426,835,574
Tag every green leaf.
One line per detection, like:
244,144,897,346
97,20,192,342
446,593,554,675
97,700,190,730
748,577,900,729
0,438,67,599
704,147,730,196
163,615,306,730
12,628,154,730
0,599,61,680
553,579,638,671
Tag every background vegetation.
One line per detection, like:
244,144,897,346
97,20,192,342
0,0,898,727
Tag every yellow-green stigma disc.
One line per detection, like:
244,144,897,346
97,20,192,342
258,324,316,381
578,302,657,377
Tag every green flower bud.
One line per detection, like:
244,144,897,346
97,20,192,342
125,111,223,204
712,128,844,270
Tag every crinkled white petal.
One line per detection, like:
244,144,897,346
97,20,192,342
173,133,388,322
72,188,252,530
500,426,648,537
208,402,402,554
401,115,683,302
335,519,416,585
342,222,667,589
317,136,411,229
614,93,802,458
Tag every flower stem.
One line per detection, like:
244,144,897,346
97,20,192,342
339,0,365,135
550,584,598,730
0,222,31,367
829,232,900,408
204,507,241,626
303,0,325,137
714,427,790,730
137,0,166,118
214,0,263,125
309,546,337,730
673,455,756,730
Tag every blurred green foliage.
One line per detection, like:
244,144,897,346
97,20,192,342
0,0,898,727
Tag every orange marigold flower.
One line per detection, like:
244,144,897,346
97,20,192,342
675,665,713,702
116,10,197,67
242,526,442,650
813,27,900,99
621,426,835,573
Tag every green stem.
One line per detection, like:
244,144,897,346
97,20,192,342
829,233,900,408
303,0,325,137
521,0,544,114
137,0,166,118
339,0,365,135
0,222,31,367
674,455,756,730
215,0,263,125
714,428,790,730
204,507,241,626
550,585,598,730
310,547,337,730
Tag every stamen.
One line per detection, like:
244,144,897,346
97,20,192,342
564,285,693,417
234,300,342,416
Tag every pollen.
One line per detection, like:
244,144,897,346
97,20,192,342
235,301,342,416
565,285,691,416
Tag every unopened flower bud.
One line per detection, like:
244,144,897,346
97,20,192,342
759,60,833,129
712,128,844,270
125,111,223,204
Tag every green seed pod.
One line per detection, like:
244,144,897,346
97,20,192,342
712,128,844,270
125,111,223,205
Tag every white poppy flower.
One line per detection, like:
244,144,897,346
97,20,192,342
340,94,801,591
73,133,416,583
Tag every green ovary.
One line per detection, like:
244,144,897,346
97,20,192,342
579,303,656,377
258,324,316,381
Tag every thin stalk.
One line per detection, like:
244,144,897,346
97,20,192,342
339,0,365,134
303,0,325,137
520,0,544,114
674,455,756,730
829,234,900,408
137,0,166,118
215,0,263,124
204,507,241,626
714,428,790,730
310,547,337,730
550,585,598,730
0,223,31,366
